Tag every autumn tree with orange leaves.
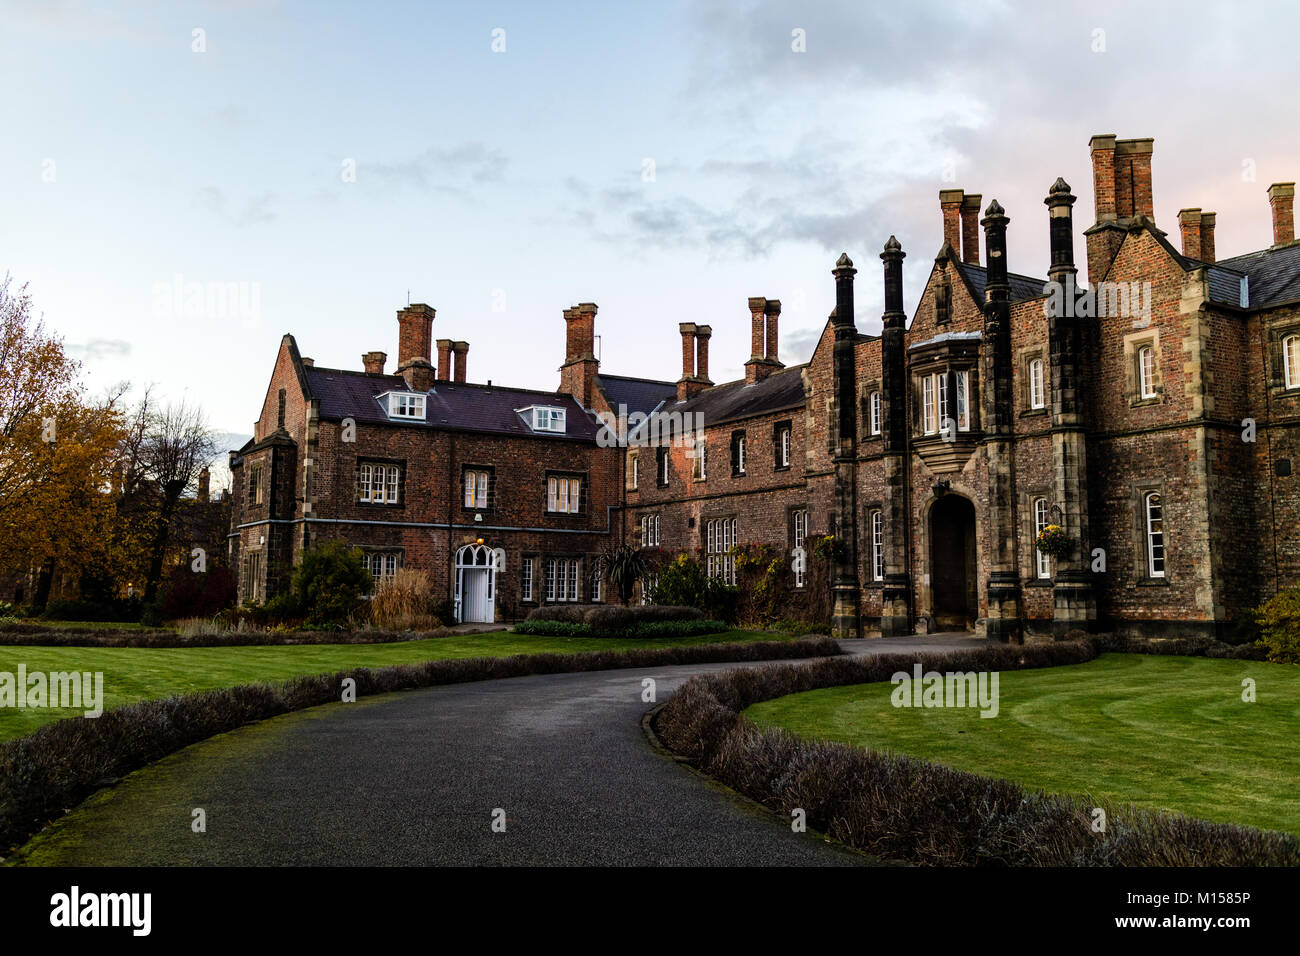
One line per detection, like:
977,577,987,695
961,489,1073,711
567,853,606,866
0,274,125,607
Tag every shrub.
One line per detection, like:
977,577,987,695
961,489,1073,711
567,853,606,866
649,552,740,623
584,604,702,630
513,617,725,638
624,619,727,638
369,568,442,630
526,604,592,624
513,619,594,637
594,544,652,605
430,599,456,627
654,641,1300,867
288,540,372,625
522,603,704,633
159,565,237,621
1256,584,1300,664
41,597,142,624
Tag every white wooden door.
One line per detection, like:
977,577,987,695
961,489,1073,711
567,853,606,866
461,568,494,623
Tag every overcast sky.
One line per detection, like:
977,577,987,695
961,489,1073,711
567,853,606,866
4,0,1298,439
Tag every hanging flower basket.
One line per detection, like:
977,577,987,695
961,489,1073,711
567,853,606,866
1035,524,1073,558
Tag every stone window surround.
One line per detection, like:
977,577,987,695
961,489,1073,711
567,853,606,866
1130,478,1170,585
788,504,809,589
859,383,882,441
1122,328,1164,407
1019,487,1054,586
1265,318,1300,394
860,499,884,585
910,360,980,437
1016,345,1047,416
773,420,793,470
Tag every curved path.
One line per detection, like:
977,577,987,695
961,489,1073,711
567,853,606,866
15,635,981,866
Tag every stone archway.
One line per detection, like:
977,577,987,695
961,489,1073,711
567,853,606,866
929,494,977,631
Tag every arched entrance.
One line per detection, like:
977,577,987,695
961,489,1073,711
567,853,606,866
929,494,977,631
454,543,497,623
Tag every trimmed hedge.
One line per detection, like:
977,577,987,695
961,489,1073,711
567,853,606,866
0,623,479,648
654,641,1299,866
512,618,727,639
1093,632,1270,661
525,604,703,627
0,635,840,854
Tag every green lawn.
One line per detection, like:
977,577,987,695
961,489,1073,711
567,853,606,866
0,628,782,742
745,653,1300,836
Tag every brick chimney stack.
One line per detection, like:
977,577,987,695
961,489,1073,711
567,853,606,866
1178,208,1217,262
744,297,783,383
559,302,600,408
1085,134,1155,283
1269,182,1295,246
960,193,982,264
436,339,452,381
940,189,963,252
764,299,781,365
452,341,469,383
396,303,435,391
197,466,210,503
677,323,704,401
1114,138,1155,220
695,324,713,386
362,351,387,375
1200,212,1216,263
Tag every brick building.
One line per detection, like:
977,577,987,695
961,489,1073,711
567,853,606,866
232,132,1300,640
228,303,670,623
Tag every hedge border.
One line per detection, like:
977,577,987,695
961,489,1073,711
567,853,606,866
0,635,840,855
0,623,494,648
653,640,1299,867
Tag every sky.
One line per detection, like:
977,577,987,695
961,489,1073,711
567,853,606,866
3,0,1299,447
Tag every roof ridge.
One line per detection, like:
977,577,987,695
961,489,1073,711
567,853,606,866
597,372,676,386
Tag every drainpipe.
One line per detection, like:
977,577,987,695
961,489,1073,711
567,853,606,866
447,431,457,614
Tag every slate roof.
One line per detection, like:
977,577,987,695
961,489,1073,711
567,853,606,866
953,261,1048,303
303,366,602,441
668,364,806,426
597,374,677,418
1215,243,1300,309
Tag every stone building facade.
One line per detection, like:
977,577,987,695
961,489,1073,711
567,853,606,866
232,132,1300,640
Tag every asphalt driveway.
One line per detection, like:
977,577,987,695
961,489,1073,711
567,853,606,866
15,635,979,866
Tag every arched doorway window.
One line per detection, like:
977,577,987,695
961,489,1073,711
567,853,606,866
455,543,497,623
929,494,977,632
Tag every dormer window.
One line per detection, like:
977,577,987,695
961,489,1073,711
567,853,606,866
523,405,566,433
383,392,426,420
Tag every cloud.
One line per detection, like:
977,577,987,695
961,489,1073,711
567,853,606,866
782,326,823,364
67,338,131,361
196,187,277,227
366,143,508,192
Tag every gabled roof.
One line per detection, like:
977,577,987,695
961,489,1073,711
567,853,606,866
952,259,1047,304
668,364,806,426
597,374,677,418
302,366,601,441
